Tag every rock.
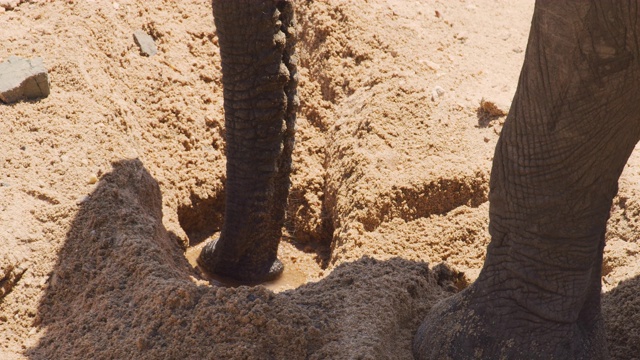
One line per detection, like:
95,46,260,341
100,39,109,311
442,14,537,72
431,86,446,101
422,59,440,71
478,98,507,117
454,32,468,43
0,56,50,104
76,195,90,205
133,30,157,57
0,0,20,10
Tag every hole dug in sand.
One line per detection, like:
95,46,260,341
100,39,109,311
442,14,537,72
177,192,318,292
184,239,309,293
177,191,225,247
177,181,330,292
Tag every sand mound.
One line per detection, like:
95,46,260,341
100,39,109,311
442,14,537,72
25,159,452,359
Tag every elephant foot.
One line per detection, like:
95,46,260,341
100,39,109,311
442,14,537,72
412,284,608,360
196,238,284,283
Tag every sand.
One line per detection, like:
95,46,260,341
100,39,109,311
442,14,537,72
0,0,638,359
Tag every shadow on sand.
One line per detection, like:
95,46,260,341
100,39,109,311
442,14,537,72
25,159,454,360
25,158,638,359
603,275,640,359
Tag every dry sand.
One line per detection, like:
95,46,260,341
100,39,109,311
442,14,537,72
0,0,638,359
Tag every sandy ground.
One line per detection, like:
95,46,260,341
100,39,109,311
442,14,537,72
0,0,638,359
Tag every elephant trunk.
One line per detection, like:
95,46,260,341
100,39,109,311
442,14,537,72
198,0,298,282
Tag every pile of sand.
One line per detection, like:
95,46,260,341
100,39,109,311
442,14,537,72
1,0,638,358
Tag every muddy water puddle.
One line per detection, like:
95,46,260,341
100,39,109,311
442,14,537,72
185,240,308,292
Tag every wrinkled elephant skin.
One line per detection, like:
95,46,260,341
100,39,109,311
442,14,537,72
414,1,640,359
198,0,298,282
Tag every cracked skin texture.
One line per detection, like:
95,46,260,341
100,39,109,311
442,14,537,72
414,1,640,358
197,0,298,282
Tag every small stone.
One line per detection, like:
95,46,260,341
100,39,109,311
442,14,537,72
454,32,468,42
479,98,507,117
76,195,90,204
434,86,445,97
133,30,157,57
88,174,98,184
0,56,50,104
423,59,440,71
0,0,20,10
112,2,119,10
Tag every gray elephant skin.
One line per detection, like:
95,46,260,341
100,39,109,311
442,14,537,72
197,0,298,282
414,1,639,359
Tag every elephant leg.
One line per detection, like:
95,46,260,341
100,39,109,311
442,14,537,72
414,1,640,359
197,0,298,282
